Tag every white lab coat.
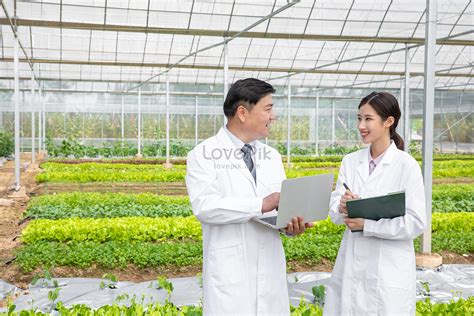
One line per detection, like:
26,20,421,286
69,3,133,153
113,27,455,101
324,142,426,316
185,127,289,316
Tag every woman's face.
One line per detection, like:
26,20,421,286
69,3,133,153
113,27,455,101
357,103,392,144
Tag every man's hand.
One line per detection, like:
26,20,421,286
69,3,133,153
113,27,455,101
344,217,364,231
285,216,314,235
261,192,280,214
339,190,359,215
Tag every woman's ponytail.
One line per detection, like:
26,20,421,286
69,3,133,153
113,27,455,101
390,128,404,150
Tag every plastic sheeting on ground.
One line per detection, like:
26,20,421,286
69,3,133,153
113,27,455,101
0,280,19,300
1,264,472,313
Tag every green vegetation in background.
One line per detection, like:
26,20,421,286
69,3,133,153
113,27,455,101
274,142,361,156
25,193,191,220
415,297,474,315
15,240,202,272
46,153,473,164
432,184,474,212
46,136,193,158
0,131,14,157
5,293,471,315
39,162,187,172
15,229,473,272
431,212,474,232
47,157,188,165
17,213,473,271
285,168,339,179
21,206,474,246
36,162,186,183
21,216,202,244
23,185,472,222
432,160,474,178
43,135,474,160
37,157,473,183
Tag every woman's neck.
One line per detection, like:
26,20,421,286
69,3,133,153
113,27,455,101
370,137,391,159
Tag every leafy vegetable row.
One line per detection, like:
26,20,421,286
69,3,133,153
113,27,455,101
21,216,202,244
16,229,472,272
25,185,473,221
21,213,473,245
5,292,473,315
25,193,192,220
37,159,474,183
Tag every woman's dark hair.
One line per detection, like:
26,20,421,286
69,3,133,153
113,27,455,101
223,78,275,118
358,92,404,150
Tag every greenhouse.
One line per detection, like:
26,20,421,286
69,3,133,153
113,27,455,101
0,0,473,314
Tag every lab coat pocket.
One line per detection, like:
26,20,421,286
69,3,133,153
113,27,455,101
208,240,245,287
378,243,415,289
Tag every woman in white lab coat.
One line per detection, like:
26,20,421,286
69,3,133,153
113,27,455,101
324,92,427,315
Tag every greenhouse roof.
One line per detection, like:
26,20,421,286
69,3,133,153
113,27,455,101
0,0,473,91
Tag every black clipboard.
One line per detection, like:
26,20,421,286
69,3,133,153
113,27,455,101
346,191,406,232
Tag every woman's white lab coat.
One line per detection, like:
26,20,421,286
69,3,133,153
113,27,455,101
324,142,426,316
186,127,289,316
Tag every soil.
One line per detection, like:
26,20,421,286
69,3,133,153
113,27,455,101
33,182,188,195
433,177,474,184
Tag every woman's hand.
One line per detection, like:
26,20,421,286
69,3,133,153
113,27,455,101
344,217,364,231
339,190,359,215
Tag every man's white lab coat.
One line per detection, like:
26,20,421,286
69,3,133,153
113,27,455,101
186,127,289,315
324,142,426,315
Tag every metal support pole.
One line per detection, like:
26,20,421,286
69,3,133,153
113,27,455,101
223,40,229,126
421,0,437,254
399,81,404,145
404,45,411,151
82,112,85,142
137,89,141,156
81,92,85,144
331,100,335,147
63,113,67,138
100,113,104,141
439,92,444,152
121,94,124,148
42,93,46,152
166,75,170,163
13,30,21,190
38,89,42,152
31,69,36,164
195,96,198,146
286,77,291,165
315,92,319,156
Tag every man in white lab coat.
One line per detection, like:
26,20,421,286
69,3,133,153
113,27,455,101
186,78,308,315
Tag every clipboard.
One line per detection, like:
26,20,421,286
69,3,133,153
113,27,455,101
346,191,406,232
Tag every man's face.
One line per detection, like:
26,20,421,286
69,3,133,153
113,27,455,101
243,94,276,140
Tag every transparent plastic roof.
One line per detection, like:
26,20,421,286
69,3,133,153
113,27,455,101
0,0,472,92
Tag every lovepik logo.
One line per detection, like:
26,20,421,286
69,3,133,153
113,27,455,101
202,145,272,161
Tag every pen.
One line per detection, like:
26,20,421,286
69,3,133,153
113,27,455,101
343,182,351,192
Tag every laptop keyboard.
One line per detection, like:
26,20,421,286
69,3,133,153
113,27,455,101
260,216,277,225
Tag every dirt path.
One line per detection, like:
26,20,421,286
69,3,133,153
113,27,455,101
34,182,188,195
0,154,42,287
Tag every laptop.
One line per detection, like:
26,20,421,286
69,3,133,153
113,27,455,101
253,173,334,229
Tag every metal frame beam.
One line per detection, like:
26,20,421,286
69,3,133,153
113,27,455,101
127,0,300,91
269,30,474,82
2,18,473,46
1,58,472,78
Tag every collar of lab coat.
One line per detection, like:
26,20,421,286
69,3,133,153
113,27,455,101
215,127,262,190
356,141,398,184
